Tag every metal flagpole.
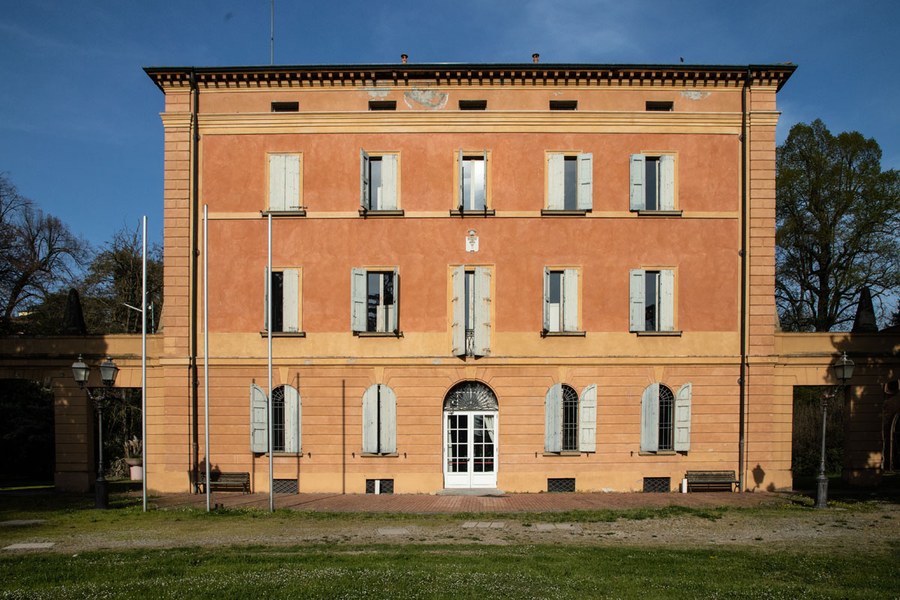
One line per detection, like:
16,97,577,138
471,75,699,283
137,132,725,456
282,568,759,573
141,216,148,512
267,213,274,512
204,206,211,512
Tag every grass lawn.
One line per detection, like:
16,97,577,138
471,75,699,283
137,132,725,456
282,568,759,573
1,543,896,599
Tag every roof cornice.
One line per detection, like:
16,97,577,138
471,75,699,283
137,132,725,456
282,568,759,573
144,63,796,93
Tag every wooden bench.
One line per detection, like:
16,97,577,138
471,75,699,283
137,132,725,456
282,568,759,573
196,471,250,494
685,470,737,492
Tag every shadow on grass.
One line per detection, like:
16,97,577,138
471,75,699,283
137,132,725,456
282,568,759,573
790,472,900,506
0,479,145,514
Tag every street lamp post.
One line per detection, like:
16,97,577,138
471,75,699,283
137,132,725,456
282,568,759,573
72,355,119,509
816,352,854,509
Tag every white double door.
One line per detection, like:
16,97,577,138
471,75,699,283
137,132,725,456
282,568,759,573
443,411,497,488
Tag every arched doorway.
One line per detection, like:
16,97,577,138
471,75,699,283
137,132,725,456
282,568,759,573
443,381,498,489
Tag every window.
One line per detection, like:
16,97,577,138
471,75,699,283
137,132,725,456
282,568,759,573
268,153,302,212
550,100,577,111
459,100,487,110
271,101,299,112
368,100,396,111
544,383,597,453
629,269,675,333
351,268,399,334
457,151,489,212
546,153,592,211
640,383,691,453
451,266,491,357
250,383,301,454
630,154,675,211
362,384,397,454
360,151,399,212
543,268,581,334
645,101,673,111
264,268,300,333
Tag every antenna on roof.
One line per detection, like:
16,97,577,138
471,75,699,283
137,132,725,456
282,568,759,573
270,0,275,65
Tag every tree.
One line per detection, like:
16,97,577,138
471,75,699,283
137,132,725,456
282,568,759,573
0,174,87,333
776,120,900,331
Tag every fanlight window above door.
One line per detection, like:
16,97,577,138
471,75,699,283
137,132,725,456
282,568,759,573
443,381,498,412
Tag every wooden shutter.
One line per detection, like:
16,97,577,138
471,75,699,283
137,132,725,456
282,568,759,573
563,268,579,332
674,383,692,452
629,154,645,211
282,268,299,333
350,268,367,332
547,154,564,209
659,269,675,331
640,383,659,453
451,266,465,355
362,384,379,453
577,153,593,210
389,268,399,333
269,154,286,211
659,155,675,211
381,154,398,210
360,150,370,210
284,155,300,210
457,150,465,209
473,267,491,356
250,383,268,453
542,267,551,332
283,384,300,453
379,385,397,454
629,269,645,331
579,384,597,453
544,383,563,452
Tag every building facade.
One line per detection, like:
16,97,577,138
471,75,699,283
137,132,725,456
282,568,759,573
140,61,800,494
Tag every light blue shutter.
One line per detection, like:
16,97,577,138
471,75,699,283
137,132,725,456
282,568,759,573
389,268,399,333
548,154,564,209
473,267,491,356
659,269,675,331
674,383,692,452
563,268,579,332
629,269,645,332
362,384,379,453
284,155,300,210
284,384,300,453
451,266,465,355
351,268,367,332
379,385,397,454
269,154,286,211
659,155,675,211
282,268,299,332
542,267,551,332
629,154,645,211
579,384,597,452
382,154,398,210
640,383,660,452
250,383,268,453
577,153,593,210
545,383,563,452
360,150,370,210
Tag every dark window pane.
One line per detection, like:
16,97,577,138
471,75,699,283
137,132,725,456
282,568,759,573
645,271,658,332
658,385,675,451
564,157,577,210
562,385,579,451
645,157,659,211
271,271,284,332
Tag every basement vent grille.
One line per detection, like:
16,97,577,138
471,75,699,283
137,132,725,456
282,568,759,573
365,479,394,494
547,478,576,493
643,477,671,493
273,479,298,494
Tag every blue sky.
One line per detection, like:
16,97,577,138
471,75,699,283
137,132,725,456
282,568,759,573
1,0,898,249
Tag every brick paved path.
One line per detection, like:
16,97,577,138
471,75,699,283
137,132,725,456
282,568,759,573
154,491,781,513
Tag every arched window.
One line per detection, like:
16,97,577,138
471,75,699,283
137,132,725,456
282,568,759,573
443,381,498,412
249,383,300,454
641,383,691,453
545,383,597,453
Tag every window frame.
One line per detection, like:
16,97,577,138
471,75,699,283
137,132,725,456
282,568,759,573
265,153,305,215
542,267,584,336
451,265,492,357
544,383,597,454
351,267,400,336
263,267,304,337
452,150,494,215
544,152,592,214
629,268,678,335
629,153,679,215
640,382,691,454
359,150,403,216
250,382,301,455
